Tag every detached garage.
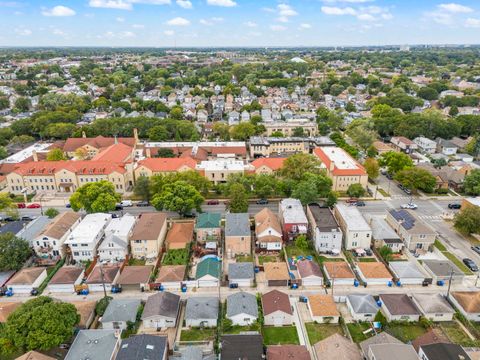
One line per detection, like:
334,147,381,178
297,260,323,287
47,266,84,293
6,267,47,294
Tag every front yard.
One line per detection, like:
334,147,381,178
262,326,299,345
306,323,344,344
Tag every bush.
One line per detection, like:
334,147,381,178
95,296,113,316
44,208,59,218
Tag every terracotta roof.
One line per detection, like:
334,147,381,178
86,265,120,284
137,157,197,172
379,294,420,316
308,294,339,317
7,267,46,285
357,262,392,279
451,291,480,313
63,136,135,152
49,266,83,285
0,302,21,322
130,212,167,241
70,301,96,328
262,290,292,316
267,345,311,360
155,265,186,283
118,266,153,285
313,147,366,176
166,222,194,249
264,262,289,281
323,261,355,279
373,141,395,152
91,143,133,163
297,260,322,278
314,334,361,360
15,351,56,360
255,208,282,239
39,212,81,240
251,157,286,171
12,160,127,176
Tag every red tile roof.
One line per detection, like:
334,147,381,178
91,143,133,163
12,160,127,175
63,136,136,152
251,157,286,171
137,157,197,172
314,147,366,176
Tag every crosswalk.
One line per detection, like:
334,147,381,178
418,215,443,221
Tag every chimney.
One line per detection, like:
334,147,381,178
114,135,118,145
329,161,335,172
32,150,38,162
146,148,151,158
133,128,139,142
82,131,86,138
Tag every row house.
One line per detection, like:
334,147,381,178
279,198,308,241
134,157,197,178
254,208,283,251
129,212,168,260
98,214,137,263
390,136,418,154
263,120,318,137
306,204,343,254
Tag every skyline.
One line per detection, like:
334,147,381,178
1,1,480,47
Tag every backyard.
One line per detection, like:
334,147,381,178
385,322,428,343
257,255,280,264
306,323,344,344
180,328,216,342
236,254,254,263
262,326,299,345
162,248,190,266
439,321,480,347
347,322,374,343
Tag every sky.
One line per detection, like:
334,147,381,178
1,0,480,47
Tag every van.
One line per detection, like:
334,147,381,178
120,200,133,207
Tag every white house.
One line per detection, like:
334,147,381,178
379,294,420,322
411,293,455,322
334,204,372,250
65,213,112,262
141,292,181,330
306,204,342,254
98,214,136,263
308,294,340,324
262,290,293,327
226,292,258,326
100,299,141,330
185,297,219,328
346,294,379,322
413,137,437,154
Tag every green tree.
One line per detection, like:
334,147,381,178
463,169,480,195
44,208,59,219
133,176,151,201
46,148,67,161
148,125,169,141
151,180,203,216
253,174,280,198
379,151,413,174
326,191,338,207
379,245,393,262
292,179,320,205
14,97,31,112
0,233,31,271
280,153,322,181
0,297,79,355
292,127,305,137
212,122,230,141
347,183,366,198
454,206,480,235
230,122,257,140
295,234,309,250
0,146,7,160
227,183,249,213
364,157,380,180
417,87,439,101
394,167,437,193
0,193,14,210
69,180,121,213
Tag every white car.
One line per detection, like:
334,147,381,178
401,203,418,210
120,200,133,207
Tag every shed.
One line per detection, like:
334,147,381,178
389,261,429,285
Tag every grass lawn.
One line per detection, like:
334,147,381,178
162,248,190,266
180,328,216,341
262,326,299,345
128,258,146,266
440,322,480,347
385,323,427,343
434,239,447,252
306,323,344,344
377,188,390,197
318,256,345,263
258,255,279,264
223,322,261,334
285,245,315,258
236,254,254,263
434,240,473,274
347,322,374,343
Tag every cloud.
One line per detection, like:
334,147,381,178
0,1,23,7
357,13,375,21
465,17,480,27
164,30,175,35
89,0,132,10
321,6,356,15
322,4,392,22
244,21,257,27
132,23,145,28
299,23,311,29
277,3,298,22
176,0,192,9
98,30,136,39
262,7,275,12
438,3,473,13
15,28,32,36
322,0,372,2
41,5,76,16
119,31,135,38
200,17,223,25
166,17,190,26
270,24,287,31
206,0,236,7
116,16,125,22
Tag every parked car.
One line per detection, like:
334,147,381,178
136,201,150,207
397,183,404,190
110,213,119,218
403,187,412,195
463,258,479,272
184,211,196,218
356,201,366,207
346,198,358,205
21,215,36,221
381,169,388,175
472,245,480,255
65,203,71,208
206,200,220,205
448,203,461,209
0,216,14,222
26,203,41,209
114,204,123,211
120,200,133,207
256,198,269,205
16,203,26,209
386,173,394,180
401,203,418,210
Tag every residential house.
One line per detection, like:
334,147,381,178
297,260,323,287
279,198,308,241
155,265,186,290
314,146,368,191
225,213,251,257
390,136,418,154
185,297,219,328
267,345,311,360
226,292,258,326
422,260,464,285
448,291,480,321
356,262,392,285
220,334,264,360
33,211,82,258
63,135,136,158
366,215,403,253
313,334,361,360
116,335,168,360
346,294,379,321
413,137,437,154
306,204,342,254
134,157,197,178
17,216,52,247
334,204,372,250
262,290,293,326
323,261,356,286
264,262,290,287
419,343,471,360
255,208,282,251
166,222,194,250
372,141,396,154
359,333,403,359
85,264,120,292
65,329,121,360
379,294,421,322
367,344,419,360
412,328,450,352
129,212,168,260
47,266,84,293
195,213,222,246
100,299,141,330
249,136,334,158
16,352,56,360
98,214,136,263
141,291,181,330
308,294,340,323
250,157,286,175
389,261,429,286
228,262,254,287
64,213,111,262
386,209,436,253
6,267,47,294
117,265,152,291
411,293,455,322
196,258,221,287
436,138,458,156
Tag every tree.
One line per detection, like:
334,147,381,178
347,183,366,198
326,191,338,207
295,234,309,250
455,206,480,234
292,179,320,205
69,181,121,213
227,183,249,213
379,245,393,262
0,193,14,211
364,157,380,180
292,127,305,137
46,148,67,161
0,233,31,271
44,208,59,219
463,169,480,195
417,87,439,101
395,168,437,193
14,97,31,112
0,297,79,355
379,151,413,174
0,146,7,160
280,153,322,181
230,122,257,140
151,180,203,216
133,176,151,201
148,125,169,141
271,131,283,138
74,147,88,160
253,174,280,198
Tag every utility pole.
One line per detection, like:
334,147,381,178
99,262,108,299
446,269,454,299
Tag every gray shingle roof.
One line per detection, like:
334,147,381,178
116,335,167,360
347,294,379,314
227,292,258,318
65,330,119,360
17,216,52,243
225,213,250,237
142,291,181,319
101,299,140,323
228,262,254,280
411,293,455,314
389,261,427,279
185,297,219,320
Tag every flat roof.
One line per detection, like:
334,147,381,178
196,158,246,171
1,142,52,164
65,213,111,244
335,204,372,231
308,204,341,232
422,260,464,278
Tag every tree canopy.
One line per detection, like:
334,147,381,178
69,180,121,213
151,180,203,216
0,233,31,271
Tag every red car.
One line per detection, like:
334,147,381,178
206,200,220,205
26,203,41,209
16,203,26,209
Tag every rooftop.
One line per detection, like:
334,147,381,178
220,334,263,360
49,266,83,285
314,334,361,360
7,267,46,285
450,291,480,313
279,198,308,224
116,335,167,360
129,212,167,241
101,299,141,323
196,158,246,172
314,146,366,176
65,213,111,245
155,265,186,283
262,290,292,316
142,291,181,319
196,213,221,229
227,292,258,318
411,293,454,314
225,213,250,237
379,294,420,316
65,329,119,360
307,204,341,232
422,260,464,278
323,261,355,279
267,345,311,360
308,294,339,317
357,262,391,279
388,209,434,234
185,297,219,320
117,266,153,285
347,294,379,314
228,262,254,280
264,262,289,281
335,204,372,231
389,261,428,280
